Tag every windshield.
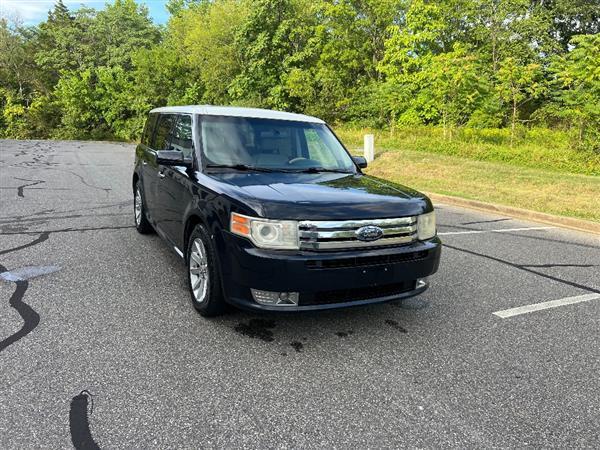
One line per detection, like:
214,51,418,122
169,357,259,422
200,116,356,172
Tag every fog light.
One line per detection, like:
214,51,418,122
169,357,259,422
251,289,299,306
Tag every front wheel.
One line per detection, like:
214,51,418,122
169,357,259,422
187,224,227,317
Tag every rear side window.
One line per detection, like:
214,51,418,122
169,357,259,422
170,115,193,158
141,113,158,146
153,114,176,150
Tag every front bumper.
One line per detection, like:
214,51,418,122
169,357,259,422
219,233,442,312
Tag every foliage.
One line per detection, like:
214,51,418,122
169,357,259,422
546,34,600,151
0,0,598,159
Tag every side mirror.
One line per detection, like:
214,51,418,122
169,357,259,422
156,150,192,168
353,156,368,169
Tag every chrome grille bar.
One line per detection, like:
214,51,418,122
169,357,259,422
300,217,416,230
299,216,418,250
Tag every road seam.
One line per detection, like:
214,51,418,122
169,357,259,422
439,226,556,236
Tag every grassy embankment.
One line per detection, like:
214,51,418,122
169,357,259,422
334,126,600,223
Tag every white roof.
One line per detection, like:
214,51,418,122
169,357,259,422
149,105,325,124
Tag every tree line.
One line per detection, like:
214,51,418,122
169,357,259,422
0,0,598,151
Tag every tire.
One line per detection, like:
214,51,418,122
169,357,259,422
134,181,153,234
186,224,227,317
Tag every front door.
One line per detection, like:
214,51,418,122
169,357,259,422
157,114,195,250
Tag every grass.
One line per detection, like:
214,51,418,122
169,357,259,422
335,125,600,176
333,126,600,222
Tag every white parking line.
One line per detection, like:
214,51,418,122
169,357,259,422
439,226,556,236
493,293,600,318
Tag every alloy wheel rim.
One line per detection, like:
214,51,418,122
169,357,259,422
189,238,209,303
134,188,142,225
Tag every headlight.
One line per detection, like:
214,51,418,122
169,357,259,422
417,211,436,240
231,213,299,249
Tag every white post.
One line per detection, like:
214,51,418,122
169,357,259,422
364,134,375,162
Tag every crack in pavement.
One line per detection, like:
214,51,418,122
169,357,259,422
70,390,101,450
443,243,600,294
0,232,50,256
0,262,61,353
0,201,129,223
13,177,46,198
0,263,35,353
461,218,511,225
0,225,134,237
0,211,130,227
521,263,595,269
30,166,112,197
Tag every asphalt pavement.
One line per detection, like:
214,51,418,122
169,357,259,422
1,139,599,448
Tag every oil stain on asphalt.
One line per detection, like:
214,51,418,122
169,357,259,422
335,331,354,338
385,319,408,333
234,319,276,342
290,341,304,352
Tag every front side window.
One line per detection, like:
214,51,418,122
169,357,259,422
170,115,193,158
200,116,355,172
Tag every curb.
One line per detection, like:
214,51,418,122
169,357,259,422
425,192,600,236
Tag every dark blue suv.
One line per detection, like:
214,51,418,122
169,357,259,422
133,106,441,316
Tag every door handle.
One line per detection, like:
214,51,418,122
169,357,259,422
142,160,148,166
158,170,166,179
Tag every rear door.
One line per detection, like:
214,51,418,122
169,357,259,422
147,113,177,227
156,114,196,249
137,113,159,222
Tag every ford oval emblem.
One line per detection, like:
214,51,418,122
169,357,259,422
355,225,384,242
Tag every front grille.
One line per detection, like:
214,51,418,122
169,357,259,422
299,217,418,251
305,250,429,269
300,281,416,306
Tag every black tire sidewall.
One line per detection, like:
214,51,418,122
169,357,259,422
186,224,225,316
134,180,153,234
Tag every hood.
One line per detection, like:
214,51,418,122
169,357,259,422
204,172,432,220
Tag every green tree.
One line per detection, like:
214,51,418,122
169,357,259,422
87,0,160,70
33,1,93,91
290,0,403,121
53,69,106,139
496,57,546,145
544,0,600,51
228,0,315,109
550,34,600,150
172,0,248,105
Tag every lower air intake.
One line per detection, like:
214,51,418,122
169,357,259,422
300,281,416,306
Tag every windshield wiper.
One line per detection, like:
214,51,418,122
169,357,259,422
205,164,276,173
291,167,354,174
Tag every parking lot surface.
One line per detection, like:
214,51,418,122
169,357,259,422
1,140,599,448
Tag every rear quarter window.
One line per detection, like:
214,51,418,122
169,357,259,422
141,113,158,146
153,114,177,150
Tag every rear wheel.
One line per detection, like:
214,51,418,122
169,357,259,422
134,181,153,234
187,224,227,317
